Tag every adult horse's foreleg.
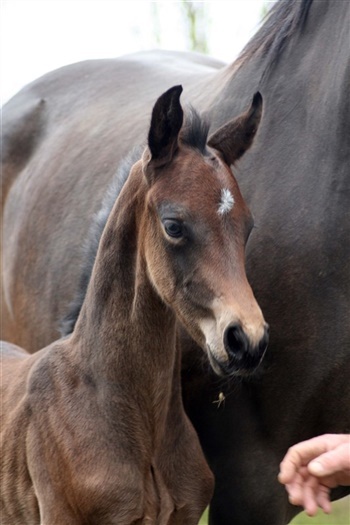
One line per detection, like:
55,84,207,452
182,367,292,525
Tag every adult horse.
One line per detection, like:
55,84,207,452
1,0,349,524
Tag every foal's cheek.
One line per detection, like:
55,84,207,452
145,239,177,303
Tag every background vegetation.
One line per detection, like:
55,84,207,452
199,497,349,525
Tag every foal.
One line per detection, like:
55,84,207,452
1,86,267,524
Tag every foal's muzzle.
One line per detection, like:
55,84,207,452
221,323,269,375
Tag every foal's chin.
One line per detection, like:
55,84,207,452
207,350,265,378
206,344,268,379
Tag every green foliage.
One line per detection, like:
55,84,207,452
180,1,209,54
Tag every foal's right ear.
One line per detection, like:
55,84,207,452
144,85,184,180
208,92,263,166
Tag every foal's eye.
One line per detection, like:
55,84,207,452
163,219,183,239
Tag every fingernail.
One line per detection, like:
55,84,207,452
289,495,299,505
309,461,324,475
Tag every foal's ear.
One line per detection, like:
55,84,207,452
145,85,184,175
208,92,263,166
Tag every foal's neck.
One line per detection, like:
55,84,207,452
72,167,176,386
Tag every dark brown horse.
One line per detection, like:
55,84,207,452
0,86,267,524
1,1,349,523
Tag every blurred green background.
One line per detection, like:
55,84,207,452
199,496,350,524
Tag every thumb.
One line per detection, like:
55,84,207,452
308,443,350,478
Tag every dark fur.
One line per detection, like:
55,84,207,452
239,0,313,66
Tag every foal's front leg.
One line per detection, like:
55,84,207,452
29,462,149,525
29,443,152,525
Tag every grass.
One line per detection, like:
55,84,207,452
199,497,350,525
291,497,350,525
199,509,208,524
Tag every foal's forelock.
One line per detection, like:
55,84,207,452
180,106,210,154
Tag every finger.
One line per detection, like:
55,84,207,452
316,485,331,514
302,476,320,516
279,454,309,486
285,474,305,505
279,449,304,484
286,484,303,507
279,437,330,483
285,467,311,506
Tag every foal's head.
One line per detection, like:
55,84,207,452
137,86,268,376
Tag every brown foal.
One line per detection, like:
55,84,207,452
1,86,266,524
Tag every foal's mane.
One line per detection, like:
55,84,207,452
238,0,313,68
59,147,142,336
60,107,209,336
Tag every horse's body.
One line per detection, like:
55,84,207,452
1,86,268,524
1,1,349,524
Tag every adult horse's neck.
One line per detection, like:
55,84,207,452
72,162,176,399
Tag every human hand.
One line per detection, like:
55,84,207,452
278,434,350,516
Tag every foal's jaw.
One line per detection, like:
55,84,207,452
199,297,269,377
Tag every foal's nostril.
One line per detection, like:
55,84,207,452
221,323,269,375
224,323,248,359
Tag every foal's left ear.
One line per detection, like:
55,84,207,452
208,92,263,166
145,85,184,178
